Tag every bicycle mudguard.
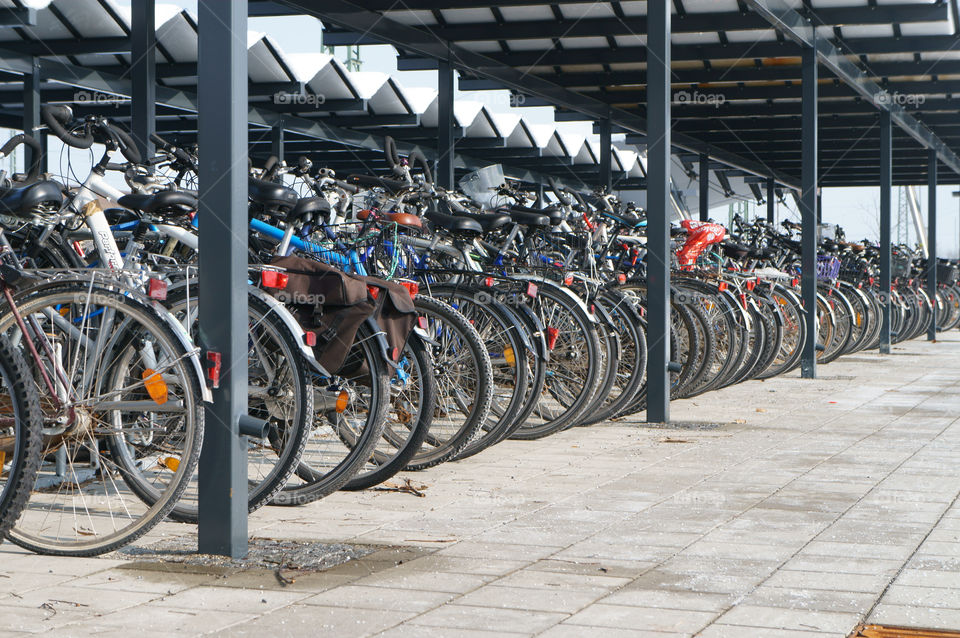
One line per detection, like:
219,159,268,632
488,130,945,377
247,286,331,377
363,315,401,370
506,273,598,323
7,275,213,404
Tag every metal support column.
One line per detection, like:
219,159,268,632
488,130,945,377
22,56,45,174
645,0,671,423
800,38,818,379
879,111,893,354
131,0,156,161
271,124,285,173
928,148,938,341
437,57,455,190
699,153,709,221
197,0,249,558
766,177,775,223
599,118,612,193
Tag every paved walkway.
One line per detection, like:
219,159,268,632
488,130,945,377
3,334,960,637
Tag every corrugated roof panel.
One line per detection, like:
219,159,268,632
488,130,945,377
837,24,894,38
440,8,495,24
559,37,611,50
460,41,503,53
303,57,358,101
613,34,645,47
248,35,295,84
673,32,720,45
559,3,615,20
498,6,555,22
901,20,955,36
682,0,742,13
725,29,777,43
156,10,197,63
382,10,437,26
506,39,556,52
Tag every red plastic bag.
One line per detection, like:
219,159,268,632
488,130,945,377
676,220,726,270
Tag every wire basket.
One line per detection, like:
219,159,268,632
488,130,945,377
892,248,912,280
938,262,959,285
816,255,841,281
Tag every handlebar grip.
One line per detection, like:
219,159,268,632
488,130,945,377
408,149,433,185
0,134,43,183
384,136,400,170
334,179,359,194
263,155,280,180
41,105,94,149
108,123,142,164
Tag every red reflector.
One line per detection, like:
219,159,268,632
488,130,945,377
563,275,574,286
418,316,427,329
205,351,222,389
392,347,400,361
367,285,380,300
746,280,755,291
546,326,559,350
147,278,167,300
262,270,288,290
526,282,538,298
483,277,494,288
617,273,627,284
718,281,728,292
72,240,85,258
303,331,317,347
791,277,799,287
399,281,418,300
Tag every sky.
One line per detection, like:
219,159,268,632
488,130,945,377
86,2,960,258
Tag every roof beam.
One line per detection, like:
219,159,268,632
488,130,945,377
275,0,800,188
323,4,946,43
744,0,960,176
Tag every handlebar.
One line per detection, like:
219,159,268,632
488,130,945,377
0,134,43,183
41,105,94,150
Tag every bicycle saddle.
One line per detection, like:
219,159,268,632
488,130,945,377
456,210,511,232
118,190,197,219
288,196,330,222
502,205,563,225
498,208,551,228
425,209,483,234
248,178,298,210
0,180,63,217
356,209,423,230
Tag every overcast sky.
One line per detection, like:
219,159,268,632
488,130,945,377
104,2,960,258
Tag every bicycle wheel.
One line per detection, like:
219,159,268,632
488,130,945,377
274,321,389,504
408,295,493,469
163,289,313,519
509,280,602,439
0,334,43,539
1,281,204,556
425,284,530,458
344,333,436,490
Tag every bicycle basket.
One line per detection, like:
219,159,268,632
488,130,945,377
459,165,506,210
816,255,841,281
937,262,959,285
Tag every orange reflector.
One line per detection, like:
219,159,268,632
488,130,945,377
718,281,728,292
617,273,627,283
161,456,180,472
563,275,574,286
0,451,5,467
142,368,168,405
335,390,349,413
504,346,516,367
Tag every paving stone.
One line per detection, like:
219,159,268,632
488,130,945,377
407,604,567,634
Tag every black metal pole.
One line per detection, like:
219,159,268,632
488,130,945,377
22,56,45,174
645,0,670,424
131,0,156,161
800,36,818,379
879,110,892,354
599,118,612,193
271,123,285,177
699,153,709,221
197,0,249,559
766,177,775,223
928,148,938,341
437,57,455,190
